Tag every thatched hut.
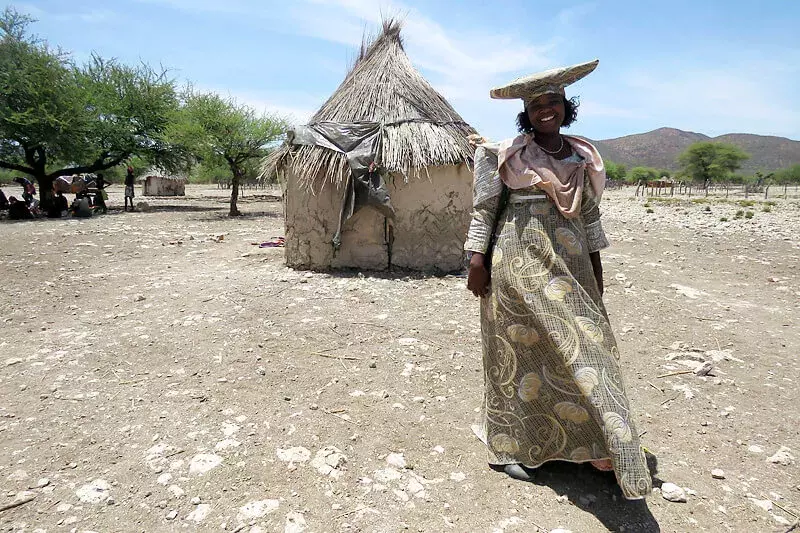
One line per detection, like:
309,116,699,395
265,20,477,272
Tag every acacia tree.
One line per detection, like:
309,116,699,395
604,160,627,183
171,91,287,216
0,8,179,205
677,142,749,188
773,164,800,198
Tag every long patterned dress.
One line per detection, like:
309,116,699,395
464,144,652,500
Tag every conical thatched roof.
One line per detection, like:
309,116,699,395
264,20,476,189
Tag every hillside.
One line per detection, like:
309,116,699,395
589,127,800,173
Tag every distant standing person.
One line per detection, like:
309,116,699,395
124,167,135,211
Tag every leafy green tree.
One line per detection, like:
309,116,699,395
628,166,661,183
169,90,287,216
605,160,627,183
773,164,800,197
0,8,179,205
677,142,749,185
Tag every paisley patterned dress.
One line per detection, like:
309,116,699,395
464,144,652,500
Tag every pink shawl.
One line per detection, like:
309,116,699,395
497,133,606,219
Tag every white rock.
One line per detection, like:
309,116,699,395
5,357,23,366
711,469,725,479
237,499,280,522
76,479,111,504
190,496,201,505
449,472,466,482
7,469,28,481
156,473,173,485
432,446,445,454
766,446,795,466
188,453,223,475
165,509,178,520
374,468,403,483
134,294,146,302
386,453,407,469
284,511,307,533
221,422,240,437
36,478,50,488
186,503,211,523
749,498,773,512
214,439,241,451
398,338,418,346
167,485,185,498
277,447,311,463
550,529,573,533
772,514,792,526
747,445,764,454
56,503,72,512
669,284,706,299
660,483,687,503
310,447,347,478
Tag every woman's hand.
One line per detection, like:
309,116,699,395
467,252,491,298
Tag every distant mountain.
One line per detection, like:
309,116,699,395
587,127,800,174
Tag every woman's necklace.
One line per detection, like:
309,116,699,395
538,135,564,155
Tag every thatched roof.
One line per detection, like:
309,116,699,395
263,19,476,190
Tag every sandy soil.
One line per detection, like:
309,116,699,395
0,184,798,533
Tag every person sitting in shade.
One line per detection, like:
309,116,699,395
70,195,93,218
93,173,109,213
8,196,34,220
0,189,8,210
46,190,69,218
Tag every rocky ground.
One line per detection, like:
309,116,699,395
0,185,798,533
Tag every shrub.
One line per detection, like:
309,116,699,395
738,200,755,207
646,208,654,214
720,217,728,222
762,206,772,213
704,206,711,212
745,211,754,219
734,210,744,218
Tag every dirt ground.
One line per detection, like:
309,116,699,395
0,184,798,533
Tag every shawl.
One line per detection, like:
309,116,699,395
497,134,606,219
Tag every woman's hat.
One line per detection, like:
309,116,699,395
490,59,599,107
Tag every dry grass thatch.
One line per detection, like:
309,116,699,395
263,19,476,190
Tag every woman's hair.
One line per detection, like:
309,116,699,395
516,95,580,133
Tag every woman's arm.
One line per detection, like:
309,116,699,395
465,146,504,298
580,182,610,296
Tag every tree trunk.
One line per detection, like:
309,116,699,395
36,174,55,209
764,185,770,200
785,184,788,199
229,165,241,216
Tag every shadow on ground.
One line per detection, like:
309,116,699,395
495,457,663,532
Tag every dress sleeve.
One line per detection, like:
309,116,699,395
581,179,610,253
464,146,504,254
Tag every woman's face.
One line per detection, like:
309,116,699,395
526,93,564,134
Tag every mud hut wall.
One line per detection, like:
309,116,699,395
284,170,387,270
387,164,472,272
143,177,186,196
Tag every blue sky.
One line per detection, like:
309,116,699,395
12,0,800,142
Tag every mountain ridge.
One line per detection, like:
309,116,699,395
586,127,800,173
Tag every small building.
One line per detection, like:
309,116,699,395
264,21,476,272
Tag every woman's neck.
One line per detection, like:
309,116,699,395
534,130,561,149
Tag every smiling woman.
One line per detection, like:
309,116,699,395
464,59,654,501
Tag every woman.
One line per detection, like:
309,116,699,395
465,60,652,500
